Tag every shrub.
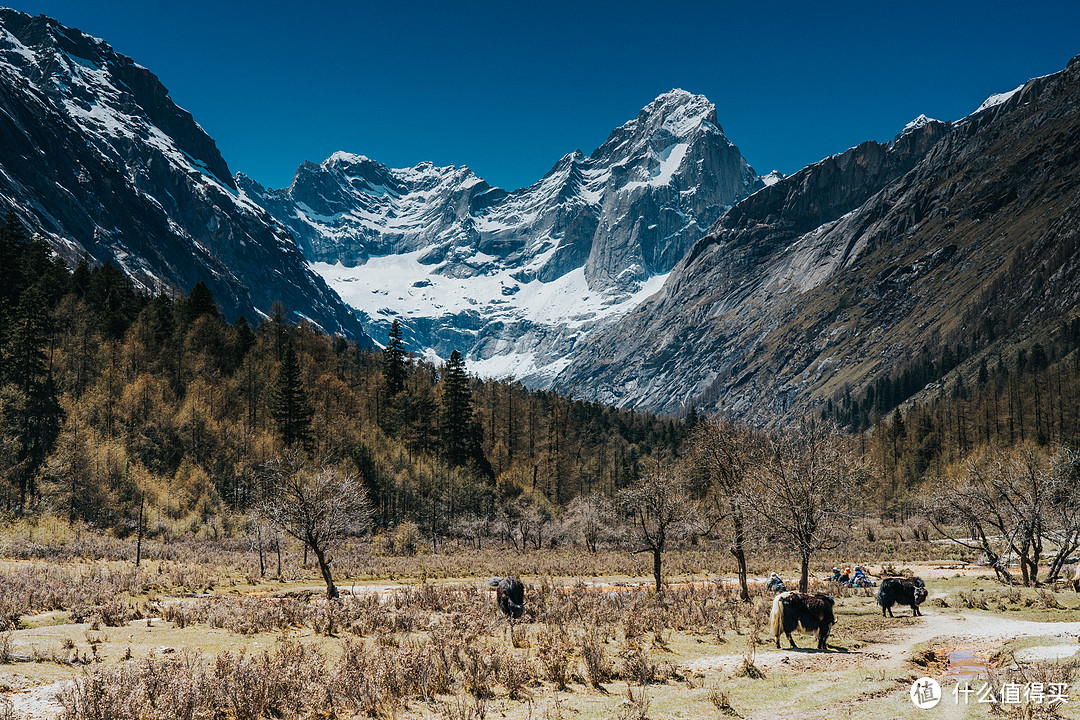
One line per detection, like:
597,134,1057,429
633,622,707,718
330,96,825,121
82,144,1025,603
536,626,574,689
581,629,613,687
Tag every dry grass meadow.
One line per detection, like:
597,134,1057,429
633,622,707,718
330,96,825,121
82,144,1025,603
2,520,1080,720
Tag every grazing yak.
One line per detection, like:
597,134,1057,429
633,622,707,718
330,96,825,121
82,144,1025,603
489,576,525,619
769,591,835,650
877,576,928,617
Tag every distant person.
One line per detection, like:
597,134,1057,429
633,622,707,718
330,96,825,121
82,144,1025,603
766,572,787,593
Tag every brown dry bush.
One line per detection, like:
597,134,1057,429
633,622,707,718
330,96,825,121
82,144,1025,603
0,629,13,663
581,628,614,686
161,596,310,635
957,589,990,610
497,648,535,699
69,598,136,627
0,565,155,620
61,641,332,720
616,684,650,720
536,625,574,689
336,588,452,636
426,624,459,695
619,641,658,685
333,639,407,717
459,641,500,698
987,654,1080,718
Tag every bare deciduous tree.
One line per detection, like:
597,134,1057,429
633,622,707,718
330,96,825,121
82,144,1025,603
1041,447,1080,583
258,452,372,599
620,469,699,593
925,443,1080,586
565,493,617,553
689,417,759,601
749,425,860,593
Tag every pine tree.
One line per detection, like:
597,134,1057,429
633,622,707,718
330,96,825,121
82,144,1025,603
231,316,256,367
270,339,313,447
88,262,142,339
0,210,27,357
0,210,27,306
440,350,481,467
181,281,219,325
70,257,92,299
3,284,63,511
382,319,408,396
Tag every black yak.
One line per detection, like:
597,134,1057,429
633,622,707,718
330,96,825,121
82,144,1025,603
876,576,928,617
489,576,525,619
769,591,835,650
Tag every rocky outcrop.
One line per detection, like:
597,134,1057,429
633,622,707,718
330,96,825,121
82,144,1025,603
0,9,368,340
556,55,1080,422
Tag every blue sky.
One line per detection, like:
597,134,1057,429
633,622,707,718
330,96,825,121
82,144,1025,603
11,1,1080,191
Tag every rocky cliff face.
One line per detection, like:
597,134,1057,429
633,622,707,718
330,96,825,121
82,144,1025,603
242,90,761,377
0,9,367,340
556,56,1080,422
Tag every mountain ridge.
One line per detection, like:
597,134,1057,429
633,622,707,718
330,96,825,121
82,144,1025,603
555,54,1080,422
0,8,369,341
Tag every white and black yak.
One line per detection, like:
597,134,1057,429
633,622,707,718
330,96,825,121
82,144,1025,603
876,577,928,617
769,591,835,650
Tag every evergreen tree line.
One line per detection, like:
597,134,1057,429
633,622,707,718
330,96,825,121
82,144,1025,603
824,317,1080,433
0,214,689,546
860,327,1080,520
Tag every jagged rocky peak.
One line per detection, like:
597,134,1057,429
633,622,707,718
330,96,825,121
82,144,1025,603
901,113,935,132
612,89,720,145
591,89,731,184
301,151,400,193
557,54,1080,421
308,151,482,196
243,87,762,378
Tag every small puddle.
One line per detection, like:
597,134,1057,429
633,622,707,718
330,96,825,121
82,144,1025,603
945,649,989,678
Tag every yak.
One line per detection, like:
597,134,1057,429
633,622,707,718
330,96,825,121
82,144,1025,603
769,591,835,650
876,576,928,617
489,576,525,619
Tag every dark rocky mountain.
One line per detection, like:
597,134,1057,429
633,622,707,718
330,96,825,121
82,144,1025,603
241,91,762,379
0,9,368,340
556,55,1080,422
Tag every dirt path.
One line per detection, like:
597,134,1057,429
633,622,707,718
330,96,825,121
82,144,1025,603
688,609,1080,719
3,680,67,719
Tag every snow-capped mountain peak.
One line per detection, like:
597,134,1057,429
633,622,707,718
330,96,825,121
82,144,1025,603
637,89,717,130
760,170,786,187
901,114,937,133
244,90,763,381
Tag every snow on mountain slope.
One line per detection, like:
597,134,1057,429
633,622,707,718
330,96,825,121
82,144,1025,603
0,9,367,339
243,90,760,379
973,86,1023,114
